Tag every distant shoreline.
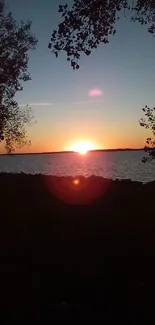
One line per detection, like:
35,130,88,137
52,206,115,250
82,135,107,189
0,148,144,156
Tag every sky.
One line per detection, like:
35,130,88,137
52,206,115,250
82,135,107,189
1,0,155,153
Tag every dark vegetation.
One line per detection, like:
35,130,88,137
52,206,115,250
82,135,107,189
0,173,155,321
49,0,155,70
0,0,37,153
140,105,155,161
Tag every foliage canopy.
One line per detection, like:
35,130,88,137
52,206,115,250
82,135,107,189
0,0,37,153
49,0,155,70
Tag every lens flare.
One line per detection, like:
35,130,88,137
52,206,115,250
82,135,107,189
44,175,112,205
73,179,80,185
89,88,103,97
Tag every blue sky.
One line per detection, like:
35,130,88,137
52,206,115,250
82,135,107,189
3,0,155,152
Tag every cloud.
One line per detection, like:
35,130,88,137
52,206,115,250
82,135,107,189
19,99,102,107
19,102,53,107
89,88,103,97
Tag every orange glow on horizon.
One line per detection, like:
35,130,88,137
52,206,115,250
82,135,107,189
70,141,95,155
0,128,148,155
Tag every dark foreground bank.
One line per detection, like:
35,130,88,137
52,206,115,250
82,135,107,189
0,173,155,322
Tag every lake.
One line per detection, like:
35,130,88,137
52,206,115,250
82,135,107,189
0,150,154,183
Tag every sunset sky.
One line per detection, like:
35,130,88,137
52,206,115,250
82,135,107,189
1,0,155,153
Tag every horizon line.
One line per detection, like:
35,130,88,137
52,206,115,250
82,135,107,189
0,148,144,156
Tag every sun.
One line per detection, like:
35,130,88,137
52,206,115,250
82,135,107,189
71,141,95,155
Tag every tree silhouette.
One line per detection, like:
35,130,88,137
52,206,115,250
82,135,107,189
0,0,37,153
49,0,155,160
48,0,155,70
140,106,155,162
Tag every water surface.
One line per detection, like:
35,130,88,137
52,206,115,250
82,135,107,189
0,151,154,183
